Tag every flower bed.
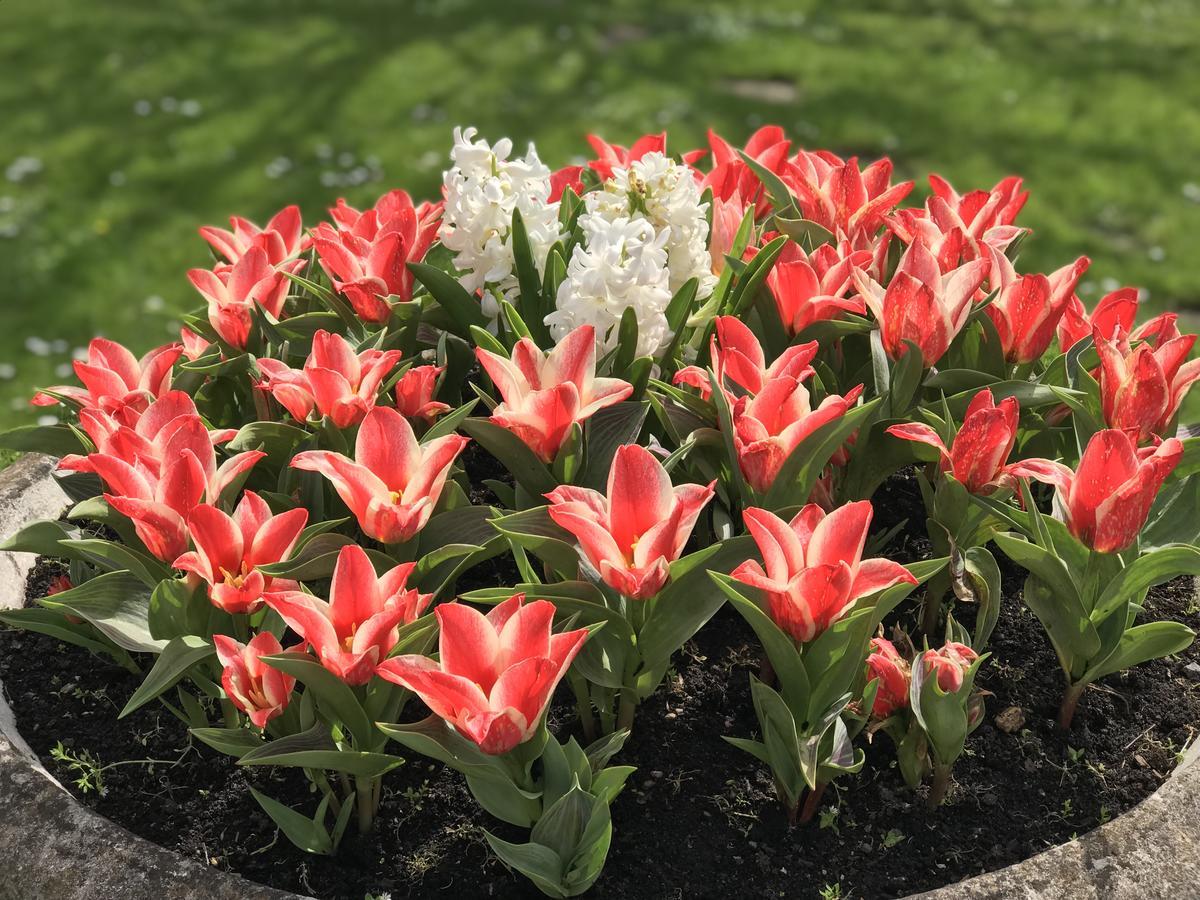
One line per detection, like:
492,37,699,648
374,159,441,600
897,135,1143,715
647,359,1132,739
2,125,1199,899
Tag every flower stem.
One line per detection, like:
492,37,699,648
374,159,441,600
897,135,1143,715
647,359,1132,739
920,570,951,639
355,776,374,833
927,763,952,809
797,782,826,825
568,671,597,742
616,688,638,732
1058,681,1086,731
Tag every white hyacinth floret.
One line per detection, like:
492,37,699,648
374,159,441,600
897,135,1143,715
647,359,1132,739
440,126,564,319
547,215,674,358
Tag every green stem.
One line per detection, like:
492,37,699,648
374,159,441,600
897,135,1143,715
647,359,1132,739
927,763,952,809
594,684,616,734
920,568,952,640
355,776,375,833
797,782,826,825
616,687,638,732
568,671,597,742
1058,681,1086,731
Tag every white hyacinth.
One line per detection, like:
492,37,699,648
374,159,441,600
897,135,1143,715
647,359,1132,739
586,151,716,299
440,126,563,318
549,215,674,358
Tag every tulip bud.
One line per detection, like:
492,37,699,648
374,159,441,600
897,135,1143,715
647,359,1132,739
865,638,911,718
923,642,978,693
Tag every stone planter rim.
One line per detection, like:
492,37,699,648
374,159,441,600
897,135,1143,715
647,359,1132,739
1,452,1197,900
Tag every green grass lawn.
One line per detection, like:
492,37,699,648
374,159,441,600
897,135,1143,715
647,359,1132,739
1,0,1198,429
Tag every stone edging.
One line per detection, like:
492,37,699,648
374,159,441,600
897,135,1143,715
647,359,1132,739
0,453,1197,899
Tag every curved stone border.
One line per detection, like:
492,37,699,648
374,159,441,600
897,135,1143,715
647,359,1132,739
0,453,1197,899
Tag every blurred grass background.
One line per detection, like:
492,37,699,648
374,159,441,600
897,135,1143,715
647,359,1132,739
1,0,1198,433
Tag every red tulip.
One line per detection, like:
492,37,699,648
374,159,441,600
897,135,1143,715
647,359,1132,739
475,324,633,462
866,637,911,717
546,444,715,599
708,193,752,276
1007,429,1183,553
1095,324,1200,443
732,502,916,643
985,255,1090,364
765,239,870,337
313,190,442,323
852,240,989,366
783,150,913,244
179,327,212,362
199,205,305,266
586,132,666,181
266,544,432,685
376,594,588,754
213,632,299,728
549,165,584,203
732,375,863,493
76,408,263,562
927,174,1027,241
32,338,182,426
256,330,401,428
922,642,979,693
703,126,791,218
673,315,818,401
1056,287,1140,353
46,574,73,596
174,490,308,614
291,406,468,544
393,365,451,423
886,388,1021,493
188,247,305,348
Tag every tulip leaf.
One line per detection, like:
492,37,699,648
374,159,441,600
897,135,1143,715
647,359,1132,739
461,417,557,497
1081,620,1196,684
148,577,212,641
0,423,84,456
59,538,169,588
992,531,1101,654
958,547,1003,652
225,421,311,460
0,605,135,667
239,723,404,778
261,653,376,750
658,277,700,372
727,234,789,317
531,785,594,868
421,398,479,443
0,518,79,555
510,208,552,345
258,532,357,579
711,572,810,716
1091,545,1200,625
738,151,799,220
580,402,650,491
66,496,140,547
910,653,986,767
943,380,1080,416
409,262,489,336
635,537,756,692
37,570,165,654
491,506,581,578
189,726,263,758
249,788,334,856
120,635,212,718
483,832,566,897
762,397,881,511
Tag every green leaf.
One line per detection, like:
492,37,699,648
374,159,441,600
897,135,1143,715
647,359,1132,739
762,398,880,510
483,832,566,898
0,423,83,455
461,417,557,497
993,531,1100,658
260,653,375,749
120,635,212,718
491,506,581,578
148,577,212,641
727,234,788,317
635,537,755,691
410,262,488,335
0,605,131,664
58,538,168,588
1091,545,1200,624
1082,621,1196,683
581,401,648,490
38,570,164,654
225,420,311,459
238,723,404,778
189,726,262,758
257,532,356,579
0,518,78,555
249,788,333,855
738,151,799,219
959,547,1003,652
422,398,478,443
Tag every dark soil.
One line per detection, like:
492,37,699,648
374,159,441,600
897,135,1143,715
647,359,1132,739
3,473,1199,900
